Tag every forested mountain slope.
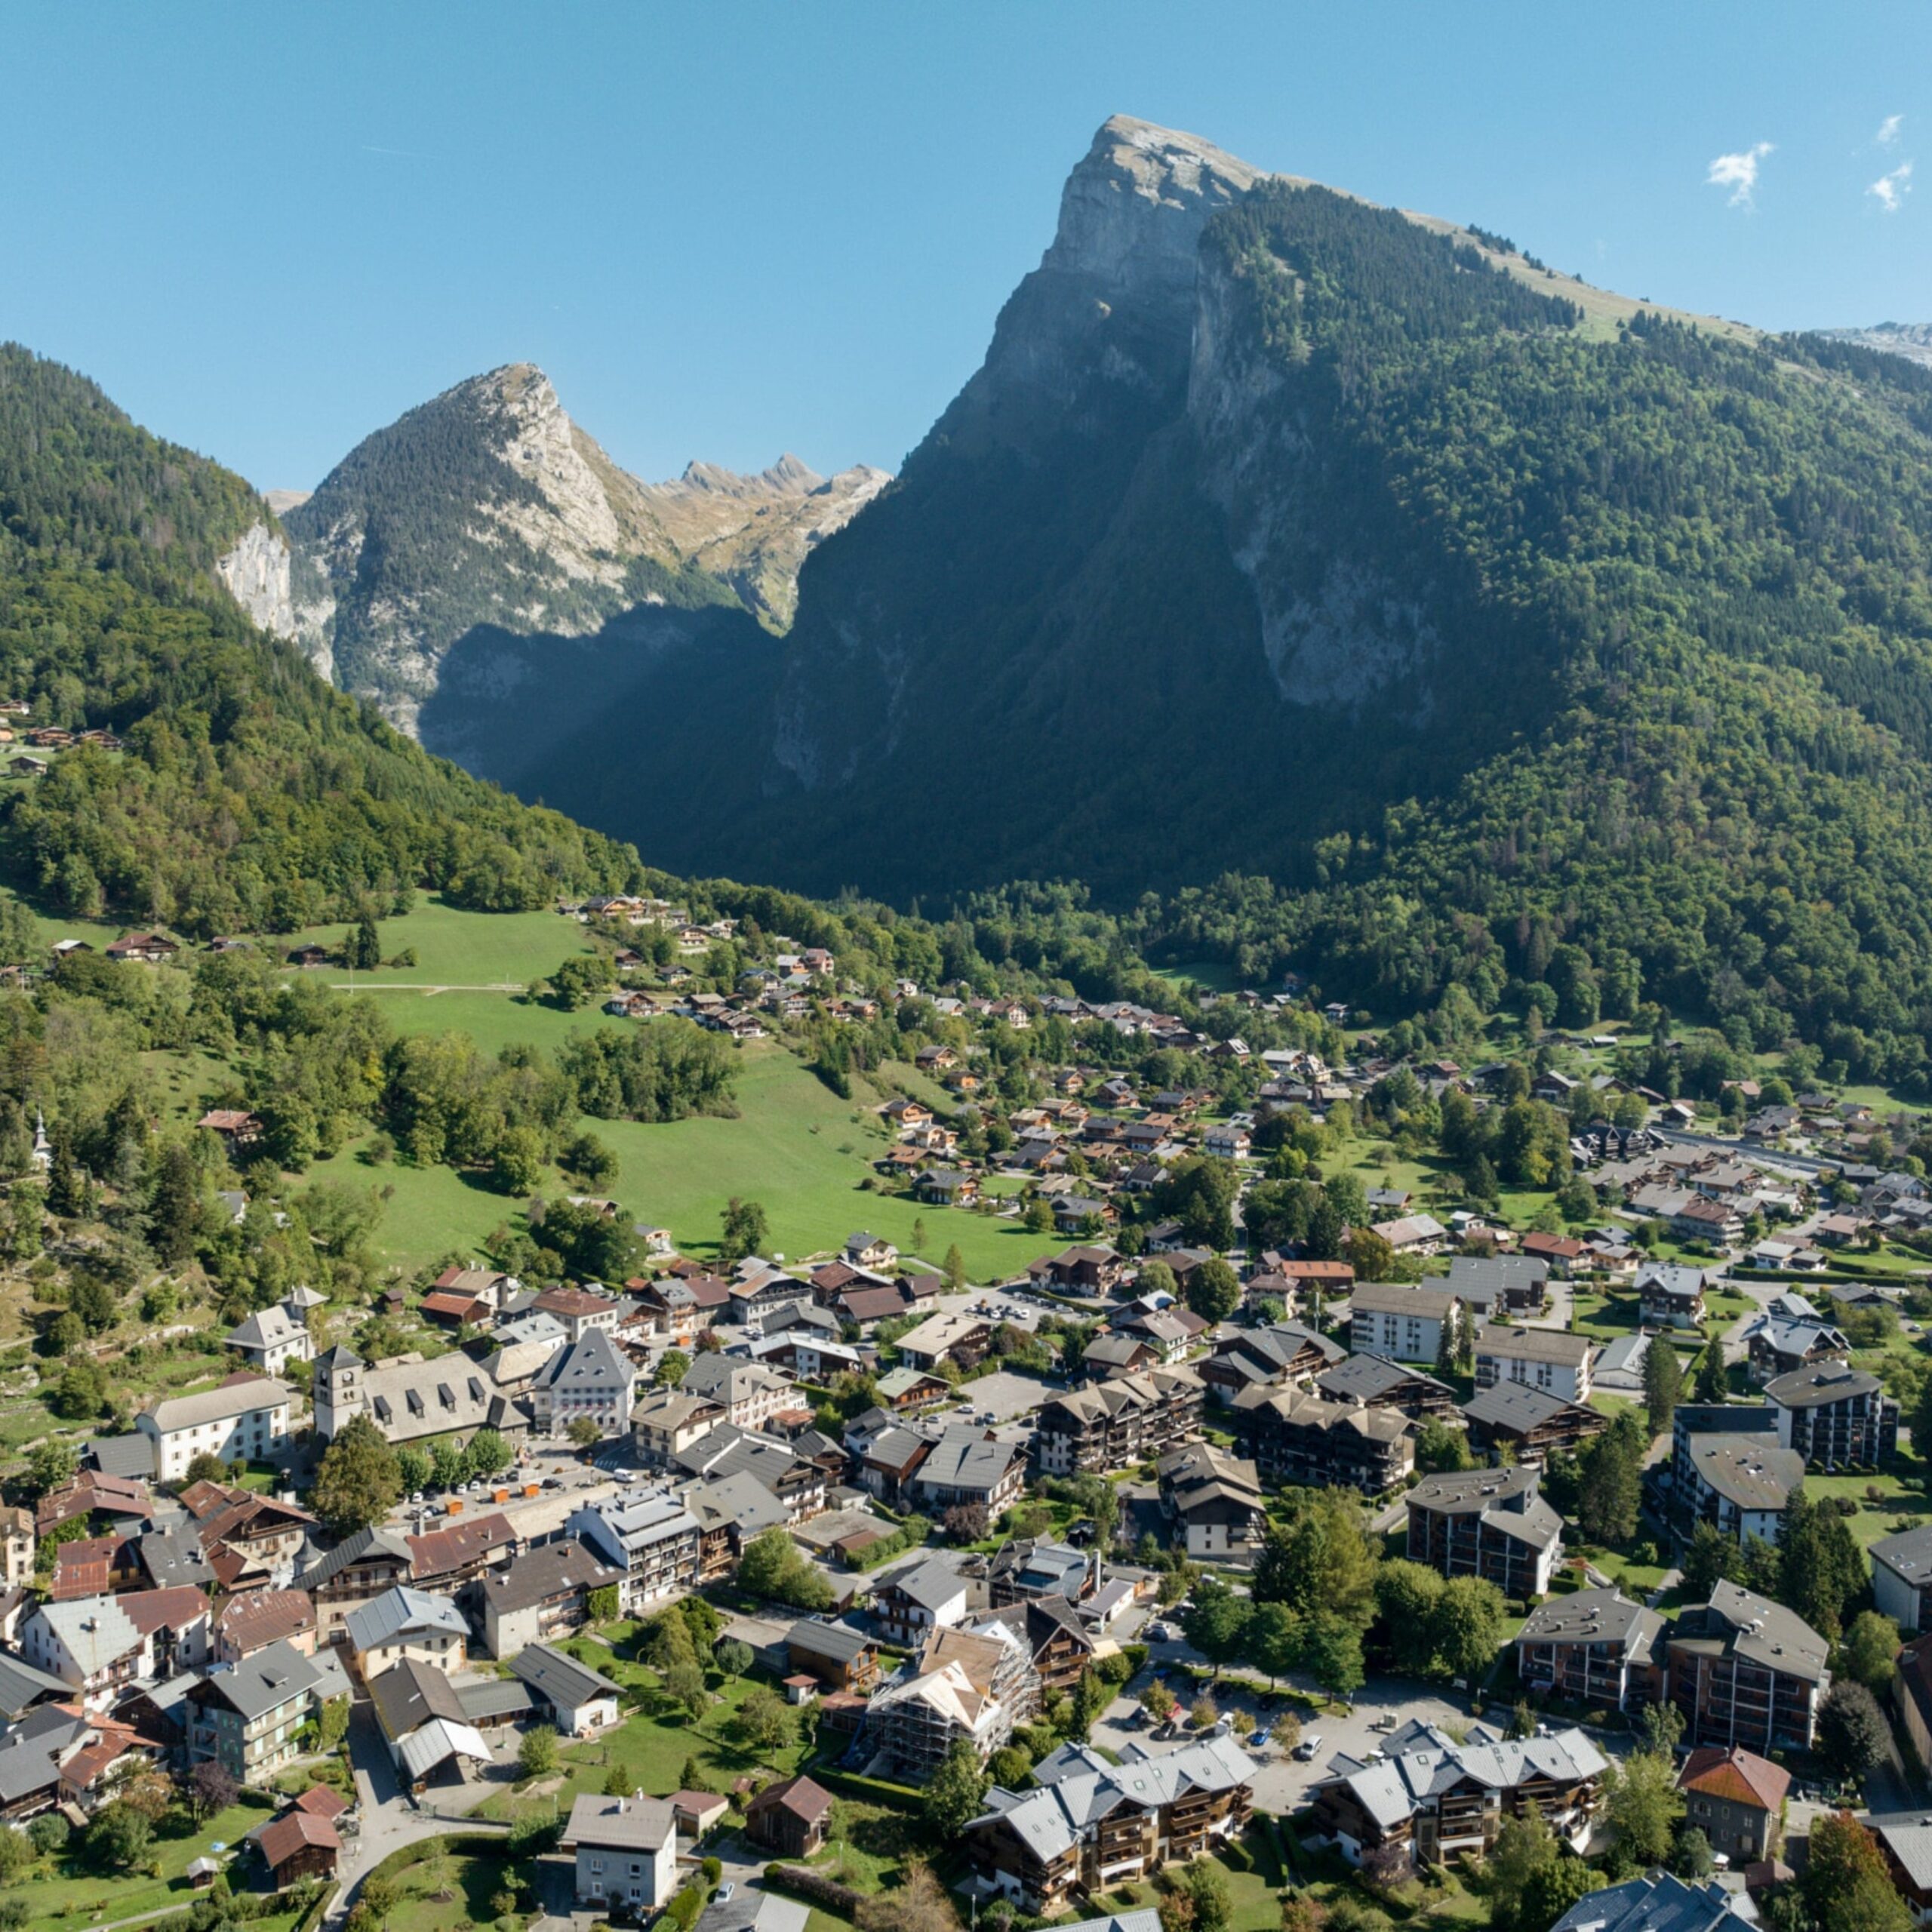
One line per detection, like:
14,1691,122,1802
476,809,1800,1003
0,345,641,933
466,117,1932,1088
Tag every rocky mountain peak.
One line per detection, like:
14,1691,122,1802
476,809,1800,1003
1047,115,1267,301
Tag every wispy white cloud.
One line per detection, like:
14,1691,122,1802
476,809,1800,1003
1878,113,1905,147
1707,141,1774,208
1869,160,1914,211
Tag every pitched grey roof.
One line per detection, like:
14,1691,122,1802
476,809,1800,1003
457,1677,536,1722
1462,1383,1594,1432
1548,1875,1752,1932
966,1735,1257,1865
1517,1588,1662,1666
1764,1361,1884,1408
291,1525,411,1592
480,1540,624,1616
368,1656,466,1738
0,1706,83,1803
510,1641,623,1713
915,1426,1024,1497
1318,1353,1449,1402
0,1651,74,1719
1873,1523,1932,1588
195,1638,330,1720
344,1584,469,1655
1683,1434,1803,1514
538,1327,637,1395
561,1790,678,1852
1406,1467,1564,1550
85,1434,158,1480
1318,1725,1607,1835
787,1618,875,1665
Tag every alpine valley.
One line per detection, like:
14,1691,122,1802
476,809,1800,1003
25,112,1932,1085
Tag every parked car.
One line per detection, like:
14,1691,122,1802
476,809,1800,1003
1293,1735,1321,1761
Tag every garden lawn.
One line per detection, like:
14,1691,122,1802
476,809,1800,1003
481,1657,811,1820
1097,1827,1287,1932
1800,1463,1932,1549
381,1842,527,1932
20,1798,275,1932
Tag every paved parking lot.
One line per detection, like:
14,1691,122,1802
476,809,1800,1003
948,1369,1060,1424
1103,1635,1485,1816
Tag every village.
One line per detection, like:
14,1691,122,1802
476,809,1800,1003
8,903,1932,1932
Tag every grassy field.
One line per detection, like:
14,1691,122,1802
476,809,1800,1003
580,1047,1059,1278
304,1038,1060,1280
1802,1461,1932,1549
371,986,623,1059
276,895,594,986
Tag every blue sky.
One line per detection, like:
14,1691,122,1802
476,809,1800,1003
4,2,1927,492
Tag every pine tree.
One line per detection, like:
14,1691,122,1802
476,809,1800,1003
1642,1337,1681,1434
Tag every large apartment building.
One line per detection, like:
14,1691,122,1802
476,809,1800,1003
964,1736,1256,1916
1405,1466,1564,1598
1765,1362,1898,1469
1664,1581,1829,1754
136,1378,293,1481
1515,1589,1665,1712
1034,1368,1202,1476
568,1491,701,1611
1310,1721,1605,1871
1230,1387,1414,1494
1473,1327,1595,1404
1348,1284,1460,1364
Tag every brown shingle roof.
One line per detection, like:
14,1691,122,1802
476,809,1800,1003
260,1810,340,1868
1678,1745,1791,1812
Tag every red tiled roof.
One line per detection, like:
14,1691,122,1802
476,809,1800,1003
420,1291,488,1321
60,1718,143,1792
535,1287,617,1317
747,1774,835,1826
408,1511,516,1580
51,1537,122,1601
293,1785,348,1820
36,1474,150,1534
215,1589,315,1655
119,1586,211,1635
1678,1746,1791,1812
